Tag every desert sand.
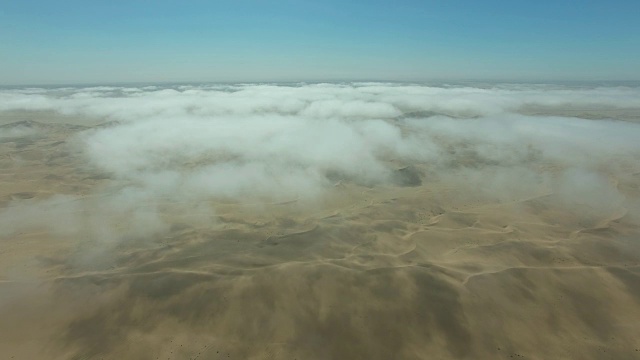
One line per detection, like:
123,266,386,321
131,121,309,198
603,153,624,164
1,84,640,360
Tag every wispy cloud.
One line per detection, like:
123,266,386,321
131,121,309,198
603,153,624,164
1,83,639,249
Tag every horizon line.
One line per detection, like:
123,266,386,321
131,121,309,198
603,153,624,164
2,78,640,88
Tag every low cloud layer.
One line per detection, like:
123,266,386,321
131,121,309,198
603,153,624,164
2,83,640,120
1,83,639,249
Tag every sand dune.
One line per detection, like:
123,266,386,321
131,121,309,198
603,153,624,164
1,84,640,359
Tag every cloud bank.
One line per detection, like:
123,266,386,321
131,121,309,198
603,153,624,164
2,83,640,120
1,83,639,248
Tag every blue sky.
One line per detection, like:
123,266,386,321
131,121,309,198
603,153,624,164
1,0,639,84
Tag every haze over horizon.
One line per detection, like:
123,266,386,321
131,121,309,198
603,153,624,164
2,0,639,85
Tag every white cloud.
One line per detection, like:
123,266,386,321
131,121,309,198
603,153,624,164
1,83,639,247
